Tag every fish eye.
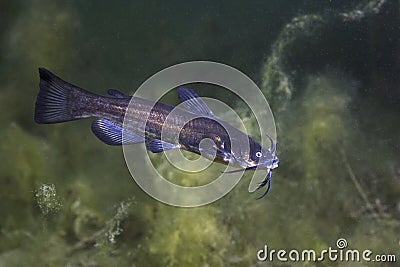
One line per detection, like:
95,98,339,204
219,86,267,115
255,151,262,158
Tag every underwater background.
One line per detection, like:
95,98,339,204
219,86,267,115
0,0,399,266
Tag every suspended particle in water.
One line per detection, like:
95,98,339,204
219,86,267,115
35,183,62,215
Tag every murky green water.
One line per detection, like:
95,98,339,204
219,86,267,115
0,1,399,266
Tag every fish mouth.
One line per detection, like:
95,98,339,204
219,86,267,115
268,160,279,170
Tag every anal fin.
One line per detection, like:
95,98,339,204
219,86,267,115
146,139,179,153
91,118,144,146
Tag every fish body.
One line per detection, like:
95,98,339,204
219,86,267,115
35,68,279,198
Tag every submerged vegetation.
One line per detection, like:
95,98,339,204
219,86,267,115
0,0,399,266
35,183,62,216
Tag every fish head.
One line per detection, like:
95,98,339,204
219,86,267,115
245,134,279,170
223,134,279,199
249,145,279,170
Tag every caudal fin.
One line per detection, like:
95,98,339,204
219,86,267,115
35,68,89,124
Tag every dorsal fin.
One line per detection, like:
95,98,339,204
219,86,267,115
178,87,215,118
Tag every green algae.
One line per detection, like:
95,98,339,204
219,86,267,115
34,184,62,216
0,123,45,224
146,206,230,267
299,74,353,190
261,0,388,113
261,14,324,111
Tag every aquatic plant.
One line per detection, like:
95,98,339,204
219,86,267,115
0,123,46,227
261,0,387,112
145,205,230,267
261,14,324,112
34,184,62,216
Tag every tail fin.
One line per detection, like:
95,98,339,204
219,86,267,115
35,68,90,124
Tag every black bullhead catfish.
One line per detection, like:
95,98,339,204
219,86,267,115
34,68,279,199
